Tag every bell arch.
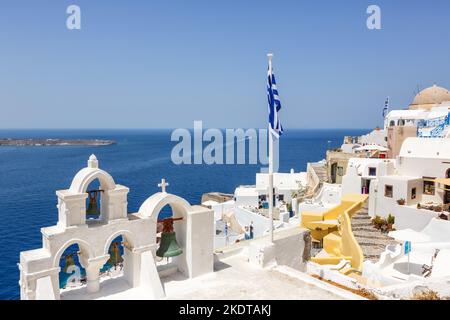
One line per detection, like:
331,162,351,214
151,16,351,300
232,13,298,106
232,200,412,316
102,230,136,256
138,192,192,221
52,238,93,268
56,155,129,226
69,168,116,194
138,192,192,277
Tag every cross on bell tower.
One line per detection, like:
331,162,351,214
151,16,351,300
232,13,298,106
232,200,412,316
158,178,169,193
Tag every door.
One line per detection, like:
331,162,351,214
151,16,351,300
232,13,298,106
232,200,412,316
331,163,337,184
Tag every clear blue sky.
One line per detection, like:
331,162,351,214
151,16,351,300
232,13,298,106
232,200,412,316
1,0,449,129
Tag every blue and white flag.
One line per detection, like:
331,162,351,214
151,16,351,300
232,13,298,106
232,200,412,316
382,96,389,118
267,68,284,138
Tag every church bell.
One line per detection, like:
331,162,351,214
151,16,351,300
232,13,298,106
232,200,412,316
107,242,124,267
86,190,101,216
63,254,75,273
156,232,183,258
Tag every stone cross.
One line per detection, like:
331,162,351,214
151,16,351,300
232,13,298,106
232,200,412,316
158,178,169,193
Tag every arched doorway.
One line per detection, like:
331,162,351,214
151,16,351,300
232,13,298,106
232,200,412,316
331,162,338,184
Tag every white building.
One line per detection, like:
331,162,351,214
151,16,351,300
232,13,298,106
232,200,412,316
385,85,450,130
234,170,307,208
341,158,396,195
342,138,450,231
342,85,450,159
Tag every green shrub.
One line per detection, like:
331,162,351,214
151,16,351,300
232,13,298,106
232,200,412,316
286,203,292,212
372,215,384,229
387,214,395,225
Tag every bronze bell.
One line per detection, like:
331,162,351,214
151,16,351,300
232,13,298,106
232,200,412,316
156,232,183,258
63,254,75,273
107,242,124,267
86,190,100,216
156,217,183,258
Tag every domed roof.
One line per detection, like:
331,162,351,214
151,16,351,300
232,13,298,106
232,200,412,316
409,85,450,110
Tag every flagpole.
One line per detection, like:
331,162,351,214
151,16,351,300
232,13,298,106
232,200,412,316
267,53,274,244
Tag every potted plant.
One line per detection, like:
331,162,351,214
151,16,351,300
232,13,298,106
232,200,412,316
286,202,293,217
397,198,405,205
372,215,384,230
387,214,395,231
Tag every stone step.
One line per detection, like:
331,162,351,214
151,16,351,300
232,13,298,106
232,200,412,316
349,207,400,263
352,215,371,220
311,166,328,183
353,228,381,234
357,241,390,248
354,233,391,241
352,226,379,232
357,233,392,241
365,255,381,261
357,237,390,243
364,252,381,257
362,248,385,256
351,220,372,224
354,229,394,236
355,238,393,245
351,221,373,227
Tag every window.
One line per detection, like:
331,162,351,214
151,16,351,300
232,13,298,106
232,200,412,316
385,185,393,198
411,187,416,200
278,194,284,201
389,120,395,127
368,167,377,176
398,119,405,126
423,178,436,195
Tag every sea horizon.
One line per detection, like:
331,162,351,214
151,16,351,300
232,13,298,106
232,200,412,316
0,127,373,131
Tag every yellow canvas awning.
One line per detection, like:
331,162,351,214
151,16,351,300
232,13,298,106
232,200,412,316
435,178,450,191
435,178,450,185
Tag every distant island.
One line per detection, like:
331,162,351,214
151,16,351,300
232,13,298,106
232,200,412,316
0,138,116,146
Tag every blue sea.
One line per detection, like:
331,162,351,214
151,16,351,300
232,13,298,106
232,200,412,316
0,128,367,299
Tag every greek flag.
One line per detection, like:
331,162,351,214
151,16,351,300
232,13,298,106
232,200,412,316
382,96,389,118
267,68,284,138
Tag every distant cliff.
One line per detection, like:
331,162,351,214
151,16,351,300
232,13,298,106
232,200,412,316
0,138,116,146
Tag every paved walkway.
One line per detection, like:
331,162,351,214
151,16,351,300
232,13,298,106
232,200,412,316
164,254,345,300
351,207,399,262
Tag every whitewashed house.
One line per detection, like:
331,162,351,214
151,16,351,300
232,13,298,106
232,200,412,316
341,158,396,195
342,137,450,230
234,170,307,208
